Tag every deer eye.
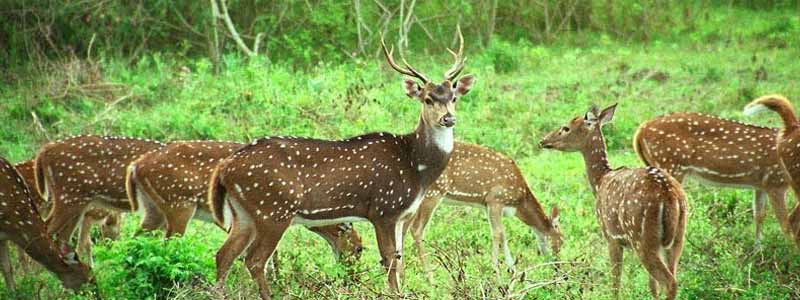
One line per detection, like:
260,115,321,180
424,98,433,105
561,127,570,133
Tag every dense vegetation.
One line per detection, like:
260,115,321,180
1,1,799,299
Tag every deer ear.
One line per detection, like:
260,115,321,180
404,80,422,99
599,103,617,125
584,105,599,127
454,75,475,97
550,206,560,226
64,251,79,265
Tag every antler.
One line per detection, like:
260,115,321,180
380,36,430,84
444,25,466,82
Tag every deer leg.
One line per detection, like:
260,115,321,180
0,241,14,291
406,195,440,280
46,197,87,247
267,252,280,281
754,189,768,248
134,186,166,236
487,203,513,273
639,248,677,300
76,215,94,268
608,241,623,299
245,222,288,300
165,205,198,238
667,203,688,277
16,245,33,273
767,189,791,238
215,220,255,288
374,220,402,292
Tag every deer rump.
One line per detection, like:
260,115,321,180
599,168,685,249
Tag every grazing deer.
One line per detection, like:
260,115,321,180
405,142,562,275
540,104,687,300
34,135,165,250
633,111,791,245
14,160,121,268
207,32,474,299
744,94,800,248
0,156,92,292
126,140,363,259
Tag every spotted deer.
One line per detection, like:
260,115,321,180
126,140,363,259
207,32,474,299
744,94,800,248
34,135,165,250
14,160,121,269
540,104,687,300
633,112,791,245
405,142,562,275
0,156,92,292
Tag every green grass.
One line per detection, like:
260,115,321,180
1,8,800,300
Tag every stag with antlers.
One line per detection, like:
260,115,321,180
744,94,800,248
207,30,474,299
541,104,687,300
0,157,92,292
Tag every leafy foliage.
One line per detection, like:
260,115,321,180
93,233,215,300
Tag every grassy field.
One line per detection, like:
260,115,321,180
1,7,800,300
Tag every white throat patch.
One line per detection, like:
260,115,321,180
431,126,454,153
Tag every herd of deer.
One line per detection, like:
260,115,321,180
1,34,799,300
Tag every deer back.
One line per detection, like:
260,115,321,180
35,135,166,209
132,140,243,211
635,112,784,188
215,133,442,224
432,143,529,207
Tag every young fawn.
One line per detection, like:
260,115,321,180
15,160,121,268
127,140,362,259
406,142,562,275
0,157,92,292
744,94,800,248
540,104,687,300
207,32,474,299
634,112,790,246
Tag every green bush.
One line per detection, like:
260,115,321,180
93,233,215,300
476,39,521,73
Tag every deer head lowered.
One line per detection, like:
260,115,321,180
207,30,474,300
744,94,800,248
14,160,121,269
405,142,562,277
126,140,363,260
0,157,92,293
540,104,687,300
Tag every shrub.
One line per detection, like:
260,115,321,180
93,233,215,300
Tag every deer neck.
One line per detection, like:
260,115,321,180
579,129,612,195
22,236,76,279
406,116,454,188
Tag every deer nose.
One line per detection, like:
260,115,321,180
441,114,456,127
